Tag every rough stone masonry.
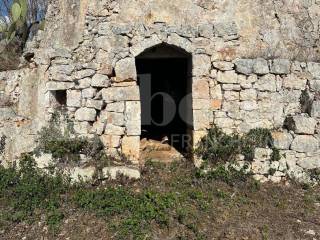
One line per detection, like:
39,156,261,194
1,0,320,183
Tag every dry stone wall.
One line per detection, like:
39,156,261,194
0,0,320,183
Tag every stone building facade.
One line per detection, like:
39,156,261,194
1,0,320,182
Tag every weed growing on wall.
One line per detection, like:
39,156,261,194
195,126,280,166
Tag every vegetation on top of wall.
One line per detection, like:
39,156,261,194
0,0,48,71
195,126,280,166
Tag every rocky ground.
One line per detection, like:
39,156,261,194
0,160,319,240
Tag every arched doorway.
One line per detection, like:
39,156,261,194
135,44,193,154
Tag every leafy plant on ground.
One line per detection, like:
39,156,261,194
195,126,280,166
0,154,69,229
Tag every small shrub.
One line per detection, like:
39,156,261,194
195,164,249,186
0,135,6,155
0,154,69,225
195,126,280,165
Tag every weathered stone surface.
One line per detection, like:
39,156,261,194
122,136,140,162
76,78,91,89
73,122,90,134
73,69,95,80
254,148,273,160
193,110,212,130
102,86,139,101
47,81,75,90
75,108,97,122
291,135,319,153
240,89,257,101
105,124,125,135
297,156,320,170
101,135,121,148
104,112,125,126
193,79,210,99
67,90,81,107
214,21,238,39
234,59,253,75
212,61,234,71
106,102,125,112
270,59,290,74
286,115,316,135
69,167,96,183
310,101,320,118
272,131,293,150
254,74,277,92
307,62,320,79
102,166,141,180
86,99,103,110
193,54,211,76
82,88,97,99
217,70,238,84
91,74,111,87
282,74,307,90
253,58,269,75
115,58,137,82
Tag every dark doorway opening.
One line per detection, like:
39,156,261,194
136,44,193,153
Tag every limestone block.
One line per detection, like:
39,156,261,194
67,90,81,107
211,99,222,110
310,101,320,118
121,136,140,162
126,121,141,136
309,80,320,91
198,23,214,38
91,121,106,135
106,102,125,112
193,110,212,130
217,70,238,84
130,35,162,57
254,74,277,92
105,124,125,135
291,135,319,153
270,59,290,74
193,130,207,148
193,99,210,110
212,61,234,71
214,21,238,39
297,156,320,170
240,101,258,111
214,117,234,129
50,65,74,76
82,88,97,99
210,84,222,99
102,166,141,180
224,91,239,101
91,74,111,87
104,112,125,126
193,79,210,99
254,148,273,160
47,81,75,91
101,135,121,148
75,108,97,122
234,59,253,75
240,75,257,89
222,84,241,91
34,153,53,169
251,160,271,175
69,167,96,183
76,78,91,89
271,131,293,150
240,89,257,101
102,86,139,101
73,69,95,80
307,62,320,79
286,115,316,135
282,74,307,90
73,121,90,134
253,58,269,75
193,54,211,76
86,99,103,110
115,58,137,82
125,101,141,122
